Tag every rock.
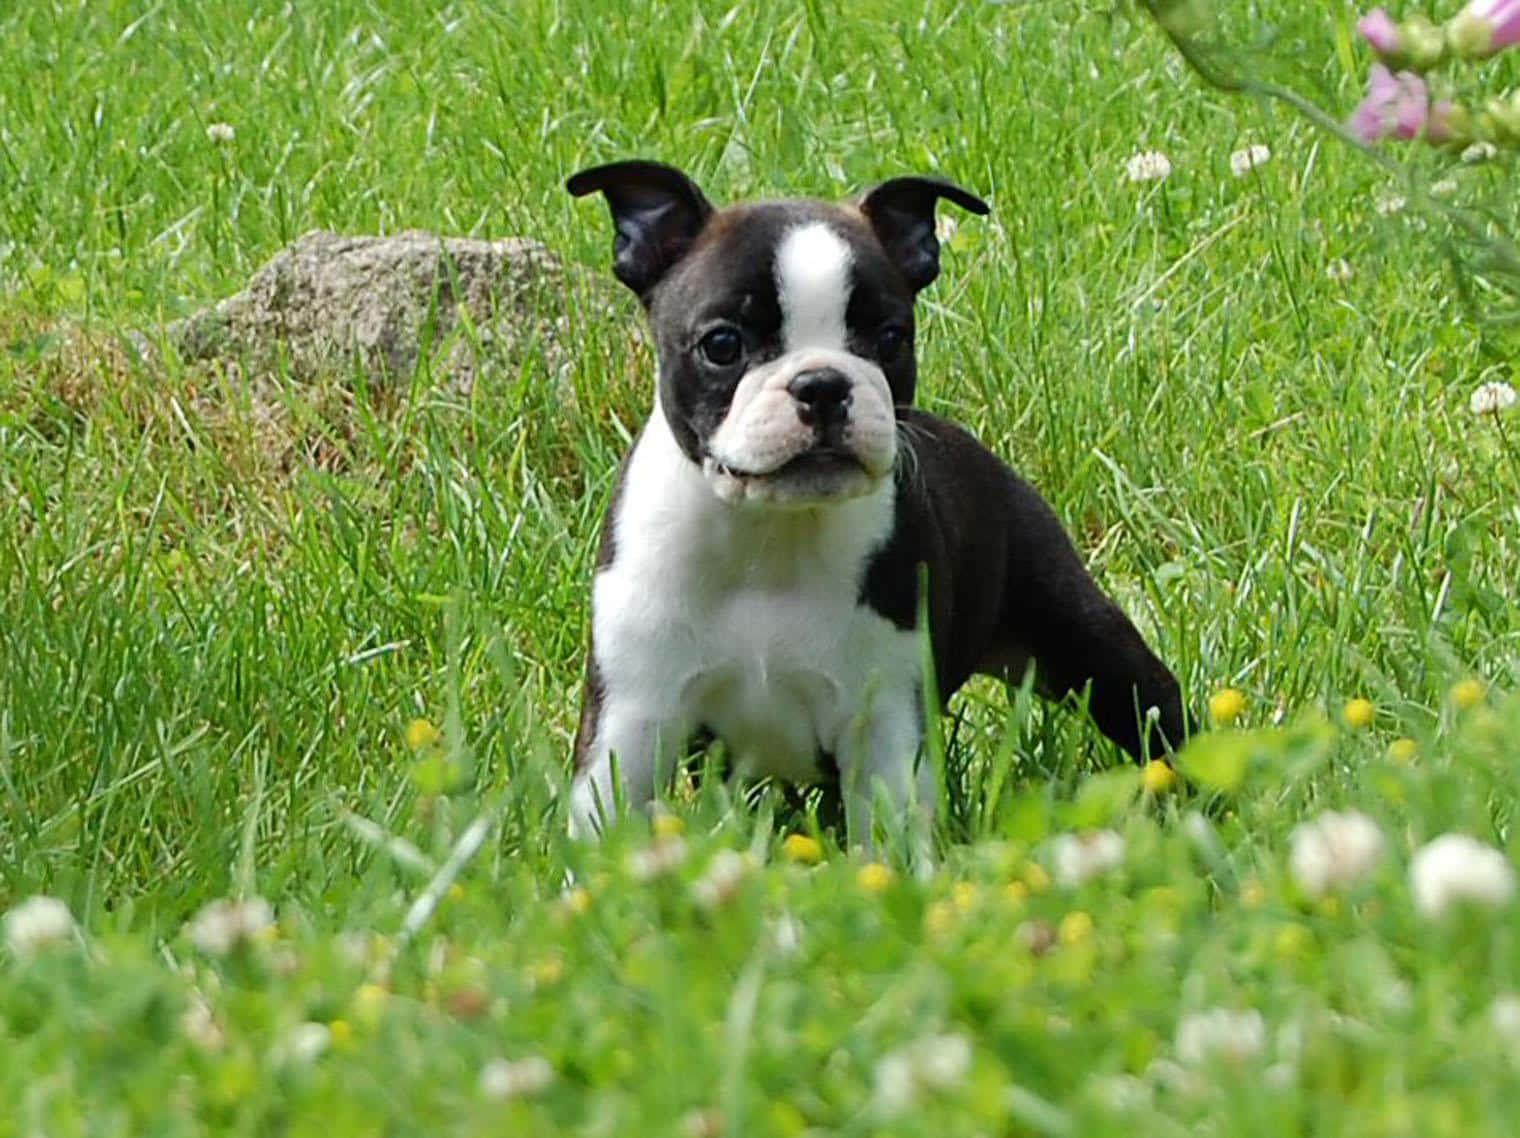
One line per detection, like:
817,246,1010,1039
167,230,587,393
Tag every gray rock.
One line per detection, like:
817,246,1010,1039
168,230,587,393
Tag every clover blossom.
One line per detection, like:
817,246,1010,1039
3,896,77,958
1410,834,1516,918
1359,9,1403,55
1289,810,1386,898
1350,65,1460,143
1357,9,1447,70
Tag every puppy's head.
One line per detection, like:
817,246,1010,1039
567,160,988,506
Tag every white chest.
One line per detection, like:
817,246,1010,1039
591,413,919,782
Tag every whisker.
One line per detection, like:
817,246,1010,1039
895,419,926,494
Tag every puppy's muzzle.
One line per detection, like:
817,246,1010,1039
702,349,896,505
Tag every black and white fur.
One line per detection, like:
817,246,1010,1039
566,160,1188,849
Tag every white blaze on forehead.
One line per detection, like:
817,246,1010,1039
774,222,853,353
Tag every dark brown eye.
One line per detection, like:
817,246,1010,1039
699,326,744,367
876,325,908,358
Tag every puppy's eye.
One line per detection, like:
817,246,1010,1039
876,325,908,359
698,326,745,367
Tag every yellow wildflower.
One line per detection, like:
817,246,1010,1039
653,813,686,840
1021,863,1052,893
1209,688,1246,726
328,1019,355,1051
1059,910,1094,945
1342,698,1376,730
531,954,565,987
404,718,441,750
1449,678,1487,711
1142,760,1177,794
857,863,894,893
1146,885,1181,911
782,833,824,865
1387,738,1418,764
1274,923,1312,959
560,887,592,916
351,983,388,1026
924,900,956,939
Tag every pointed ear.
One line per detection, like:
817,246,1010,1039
859,175,989,293
565,160,715,298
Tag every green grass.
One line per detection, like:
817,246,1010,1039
4,0,1520,1133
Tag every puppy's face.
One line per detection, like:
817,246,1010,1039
652,205,911,505
568,162,988,507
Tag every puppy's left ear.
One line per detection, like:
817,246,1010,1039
859,175,989,293
566,160,715,300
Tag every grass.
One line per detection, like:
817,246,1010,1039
3,0,1520,1132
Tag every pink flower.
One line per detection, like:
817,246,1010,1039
1358,8,1402,54
1451,0,1520,55
1356,10,1449,70
1350,65,1454,143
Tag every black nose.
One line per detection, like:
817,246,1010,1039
787,369,853,429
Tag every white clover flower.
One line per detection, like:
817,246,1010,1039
1462,141,1498,163
1230,144,1271,176
1144,1057,1203,1095
1181,810,1221,857
1049,830,1126,888
1264,1062,1298,1089
1378,977,1413,1014
1326,258,1354,282
1375,194,1407,216
692,849,752,910
770,912,804,958
337,931,367,965
679,1108,725,1138
1175,1008,1267,1065
627,836,688,881
1090,1073,1152,1112
272,1022,331,1067
1470,380,1518,417
479,1055,556,1100
206,122,235,144
1410,834,1516,918
1430,177,1459,196
914,1033,972,1090
935,214,959,244
1491,995,1520,1044
180,995,226,1053
3,895,77,958
871,1034,972,1118
1289,810,1386,897
1125,150,1173,183
185,897,274,956
872,1051,917,1118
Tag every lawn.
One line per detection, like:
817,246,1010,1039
3,0,1520,1133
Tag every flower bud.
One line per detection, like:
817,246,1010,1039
1149,0,1212,39
1447,0,1520,60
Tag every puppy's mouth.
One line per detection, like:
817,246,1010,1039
712,448,861,482
704,447,879,505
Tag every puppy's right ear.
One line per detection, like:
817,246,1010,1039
566,160,715,299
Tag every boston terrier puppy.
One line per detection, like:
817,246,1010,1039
565,160,1188,849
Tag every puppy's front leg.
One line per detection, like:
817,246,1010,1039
569,700,688,839
837,686,936,869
